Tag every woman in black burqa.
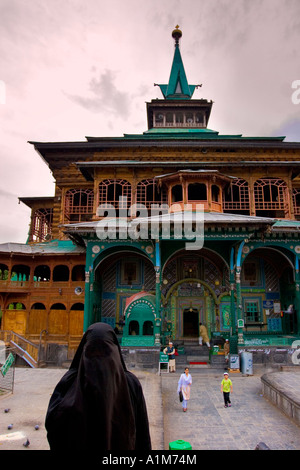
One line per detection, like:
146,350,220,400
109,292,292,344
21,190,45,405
45,322,151,451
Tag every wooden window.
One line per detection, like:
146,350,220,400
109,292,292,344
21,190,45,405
30,208,53,242
211,185,220,202
53,265,69,282
223,178,250,213
195,113,203,125
186,113,194,125
293,188,300,216
34,265,51,281
172,184,183,203
254,178,288,215
71,265,85,281
166,112,173,124
98,179,131,214
31,303,46,309
71,303,84,310
0,264,9,280
188,183,207,201
244,300,261,323
175,113,183,124
136,179,167,210
50,303,66,310
155,113,164,126
64,189,94,222
11,264,30,281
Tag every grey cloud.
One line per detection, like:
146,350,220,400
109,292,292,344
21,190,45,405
65,69,131,118
0,189,18,198
271,118,300,142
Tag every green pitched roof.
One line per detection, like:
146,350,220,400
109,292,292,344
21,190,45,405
123,127,285,141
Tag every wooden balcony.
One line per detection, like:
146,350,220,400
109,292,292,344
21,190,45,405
0,279,85,292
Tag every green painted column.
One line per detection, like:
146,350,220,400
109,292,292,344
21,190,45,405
295,256,300,335
230,247,236,337
236,241,245,345
83,242,94,332
154,240,161,345
83,269,91,332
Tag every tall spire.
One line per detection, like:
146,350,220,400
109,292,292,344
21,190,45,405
156,26,201,100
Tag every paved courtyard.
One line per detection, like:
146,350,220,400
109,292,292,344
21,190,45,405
0,367,300,450
161,370,300,450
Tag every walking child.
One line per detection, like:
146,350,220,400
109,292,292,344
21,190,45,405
221,372,233,408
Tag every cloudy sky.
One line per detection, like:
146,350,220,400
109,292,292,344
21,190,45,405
0,0,299,244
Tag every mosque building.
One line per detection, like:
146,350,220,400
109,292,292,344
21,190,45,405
1,27,300,366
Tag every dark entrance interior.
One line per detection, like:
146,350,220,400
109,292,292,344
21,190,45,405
183,308,199,336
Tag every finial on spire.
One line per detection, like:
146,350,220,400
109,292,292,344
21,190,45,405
172,25,182,46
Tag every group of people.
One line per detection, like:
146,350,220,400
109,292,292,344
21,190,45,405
176,369,233,412
45,321,233,451
162,328,232,413
163,323,230,374
163,323,214,374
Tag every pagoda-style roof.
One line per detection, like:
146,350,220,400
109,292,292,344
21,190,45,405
155,26,201,100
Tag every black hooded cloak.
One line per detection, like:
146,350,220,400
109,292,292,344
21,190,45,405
45,322,151,451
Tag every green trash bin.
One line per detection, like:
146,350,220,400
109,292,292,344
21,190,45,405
169,439,192,450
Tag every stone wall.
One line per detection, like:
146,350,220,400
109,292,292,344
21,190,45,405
261,371,300,426
238,346,299,367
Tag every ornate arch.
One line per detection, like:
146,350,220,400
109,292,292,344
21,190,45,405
164,277,218,304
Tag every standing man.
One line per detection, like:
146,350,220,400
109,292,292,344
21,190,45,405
224,338,230,365
199,322,210,348
163,341,176,373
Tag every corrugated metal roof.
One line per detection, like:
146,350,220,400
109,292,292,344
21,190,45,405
0,240,85,255
62,211,275,233
272,220,300,231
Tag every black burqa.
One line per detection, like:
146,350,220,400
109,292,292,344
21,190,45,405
45,322,151,451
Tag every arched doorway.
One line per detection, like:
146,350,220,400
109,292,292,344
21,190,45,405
183,308,199,336
93,249,156,330
162,249,226,340
122,293,156,346
240,246,297,335
164,279,216,339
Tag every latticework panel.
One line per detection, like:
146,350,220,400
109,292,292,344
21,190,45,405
223,178,250,212
136,179,167,210
254,178,288,211
30,208,53,242
98,179,131,209
64,189,94,221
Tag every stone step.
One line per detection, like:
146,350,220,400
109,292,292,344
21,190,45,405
187,355,210,363
184,348,209,355
188,363,209,369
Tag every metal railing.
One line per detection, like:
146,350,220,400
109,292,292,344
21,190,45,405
0,331,39,368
